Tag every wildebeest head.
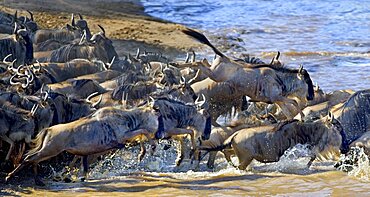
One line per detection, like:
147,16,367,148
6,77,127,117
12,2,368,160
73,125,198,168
321,112,344,151
151,95,211,140
14,24,34,65
297,65,314,101
22,10,38,33
88,25,118,62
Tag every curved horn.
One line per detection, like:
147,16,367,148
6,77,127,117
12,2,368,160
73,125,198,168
8,59,18,73
105,56,116,69
71,13,75,26
78,13,83,20
10,75,23,86
30,104,39,116
13,22,18,34
275,51,281,60
92,94,102,108
188,69,200,85
136,48,140,59
79,29,86,45
97,24,105,35
191,51,196,63
21,77,30,88
33,60,41,73
86,91,99,101
185,52,190,63
195,94,206,107
3,54,12,63
16,65,26,77
298,64,303,74
27,10,34,21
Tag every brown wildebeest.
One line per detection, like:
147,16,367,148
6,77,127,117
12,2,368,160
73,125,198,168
5,105,162,186
201,114,343,170
178,28,314,121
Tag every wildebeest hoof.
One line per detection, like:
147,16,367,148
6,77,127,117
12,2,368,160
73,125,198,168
5,175,11,184
79,177,86,182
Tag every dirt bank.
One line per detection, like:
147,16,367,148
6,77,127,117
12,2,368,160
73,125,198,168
1,0,204,59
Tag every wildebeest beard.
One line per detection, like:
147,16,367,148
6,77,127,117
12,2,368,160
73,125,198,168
203,115,212,140
23,34,34,65
155,114,165,139
303,71,314,100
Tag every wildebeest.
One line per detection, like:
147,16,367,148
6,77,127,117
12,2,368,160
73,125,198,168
0,25,34,66
153,96,211,167
6,105,161,185
201,114,343,170
331,89,370,153
35,25,118,63
45,79,106,99
32,13,88,44
200,120,253,169
0,100,38,163
178,28,314,120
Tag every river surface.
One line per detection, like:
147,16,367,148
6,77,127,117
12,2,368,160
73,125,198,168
5,1,370,196
144,0,370,92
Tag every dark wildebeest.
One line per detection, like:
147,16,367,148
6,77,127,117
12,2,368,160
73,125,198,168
45,91,101,126
0,25,33,66
331,89,370,154
178,28,314,121
201,114,343,170
153,96,212,167
45,79,106,99
5,105,162,186
0,100,38,163
32,13,89,45
35,25,118,63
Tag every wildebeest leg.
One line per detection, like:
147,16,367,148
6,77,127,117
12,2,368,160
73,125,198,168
68,156,81,169
81,155,88,182
238,158,253,171
207,151,217,169
138,141,146,162
33,164,45,186
223,149,235,167
1,135,15,161
13,142,26,166
307,155,316,168
6,144,63,184
174,137,185,166
123,129,156,159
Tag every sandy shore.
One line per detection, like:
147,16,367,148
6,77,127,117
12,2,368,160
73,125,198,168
1,0,204,59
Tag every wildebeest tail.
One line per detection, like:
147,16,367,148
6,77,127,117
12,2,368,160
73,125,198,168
182,28,225,58
26,128,48,156
199,131,239,151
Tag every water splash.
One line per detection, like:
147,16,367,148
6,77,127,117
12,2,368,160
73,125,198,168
335,147,370,181
252,144,315,174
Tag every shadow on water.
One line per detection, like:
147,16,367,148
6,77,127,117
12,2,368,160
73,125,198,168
78,173,273,192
